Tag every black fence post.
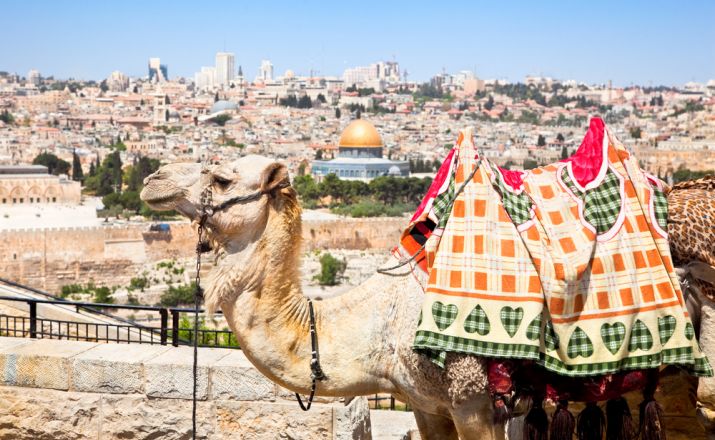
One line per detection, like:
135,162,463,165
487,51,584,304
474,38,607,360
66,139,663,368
29,301,37,338
159,309,168,345
171,310,180,347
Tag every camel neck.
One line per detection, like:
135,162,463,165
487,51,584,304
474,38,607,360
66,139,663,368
218,199,397,397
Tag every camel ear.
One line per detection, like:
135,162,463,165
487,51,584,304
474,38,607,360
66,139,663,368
260,162,289,196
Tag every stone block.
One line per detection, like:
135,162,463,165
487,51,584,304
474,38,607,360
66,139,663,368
214,400,334,439
71,343,171,394
334,396,372,440
1,338,97,390
210,349,276,401
144,345,230,400
99,393,220,440
0,385,101,440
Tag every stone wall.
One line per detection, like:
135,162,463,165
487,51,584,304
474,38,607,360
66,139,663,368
0,337,371,439
0,216,406,293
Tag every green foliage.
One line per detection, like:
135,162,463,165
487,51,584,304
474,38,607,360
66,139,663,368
177,316,239,348
537,134,546,146
72,150,84,181
94,287,114,304
0,109,14,124
314,253,347,286
210,114,232,126
279,95,313,109
523,159,539,170
129,276,149,291
672,165,714,183
560,146,569,160
294,174,432,217
630,127,642,139
32,152,71,175
159,282,198,307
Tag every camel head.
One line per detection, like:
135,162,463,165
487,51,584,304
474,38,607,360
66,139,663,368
140,155,296,248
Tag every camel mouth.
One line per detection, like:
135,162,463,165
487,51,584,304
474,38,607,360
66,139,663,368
140,186,185,210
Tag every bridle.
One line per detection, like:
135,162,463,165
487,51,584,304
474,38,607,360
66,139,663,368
189,170,324,440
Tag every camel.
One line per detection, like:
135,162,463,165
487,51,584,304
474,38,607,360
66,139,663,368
140,155,715,440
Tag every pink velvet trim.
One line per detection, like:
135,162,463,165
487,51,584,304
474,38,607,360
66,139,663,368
561,117,606,188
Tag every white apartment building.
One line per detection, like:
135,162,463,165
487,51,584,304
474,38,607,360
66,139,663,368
215,52,235,87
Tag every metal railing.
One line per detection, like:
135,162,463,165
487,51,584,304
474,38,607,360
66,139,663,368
0,295,238,349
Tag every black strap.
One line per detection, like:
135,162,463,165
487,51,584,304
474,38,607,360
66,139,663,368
295,298,326,411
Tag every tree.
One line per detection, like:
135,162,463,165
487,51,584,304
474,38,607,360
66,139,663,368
214,92,220,102
557,133,565,142
630,127,642,139
314,253,347,286
317,93,327,103
0,109,14,124
335,107,341,119
484,95,494,111
72,150,84,181
99,80,108,93
32,152,71,175
210,114,232,126
537,135,546,147
560,146,569,160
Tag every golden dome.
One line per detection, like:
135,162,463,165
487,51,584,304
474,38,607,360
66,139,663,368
338,119,383,148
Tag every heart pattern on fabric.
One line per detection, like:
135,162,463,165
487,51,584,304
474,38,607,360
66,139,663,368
658,315,676,345
432,301,458,331
685,322,695,340
628,320,654,352
600,322,626,355
544,320,560,350
500,306,524,337
567,327,594,359
526,314,542,341
464,305,490,335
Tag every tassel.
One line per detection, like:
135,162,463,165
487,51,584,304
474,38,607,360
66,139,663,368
524,398,549,440
605,397,636,440
550,399,575,440
639,369,665,440
493,394,512,424
577,402,605,440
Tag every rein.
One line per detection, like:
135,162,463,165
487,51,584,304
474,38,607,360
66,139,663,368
190,174,324,439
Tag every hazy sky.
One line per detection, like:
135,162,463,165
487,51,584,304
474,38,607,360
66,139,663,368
1,0,713,86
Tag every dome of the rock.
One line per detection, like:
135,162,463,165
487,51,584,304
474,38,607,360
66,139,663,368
338,119,383,148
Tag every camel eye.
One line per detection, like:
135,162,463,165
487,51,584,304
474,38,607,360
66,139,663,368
213,176,231,188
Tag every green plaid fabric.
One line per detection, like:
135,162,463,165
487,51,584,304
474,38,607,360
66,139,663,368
414,330,540,360
433,172,456,230
658,315,677,344
628,319,654,352
489,163,533,225
431,301,458,331
499,306,524,337
686,323,695,340
463,304,490,335
560,167,583,195
544,320,560,350
600,322,626,354
526,314,542,341
583,169,622,235
567,327,594,358
652,185,668,230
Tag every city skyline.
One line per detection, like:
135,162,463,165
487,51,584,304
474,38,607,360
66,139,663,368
0,1,714,86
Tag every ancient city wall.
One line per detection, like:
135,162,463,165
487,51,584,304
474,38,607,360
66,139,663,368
0,337,371,439
0,217,406,293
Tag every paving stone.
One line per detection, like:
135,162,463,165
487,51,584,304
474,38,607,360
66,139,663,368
210,349,276,401
0,338,97,390
71,343,171,394
144,345,230,400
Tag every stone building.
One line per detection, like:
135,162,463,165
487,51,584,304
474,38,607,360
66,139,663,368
0,165,81,205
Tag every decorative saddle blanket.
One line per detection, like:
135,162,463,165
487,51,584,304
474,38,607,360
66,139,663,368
403,118,712,377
